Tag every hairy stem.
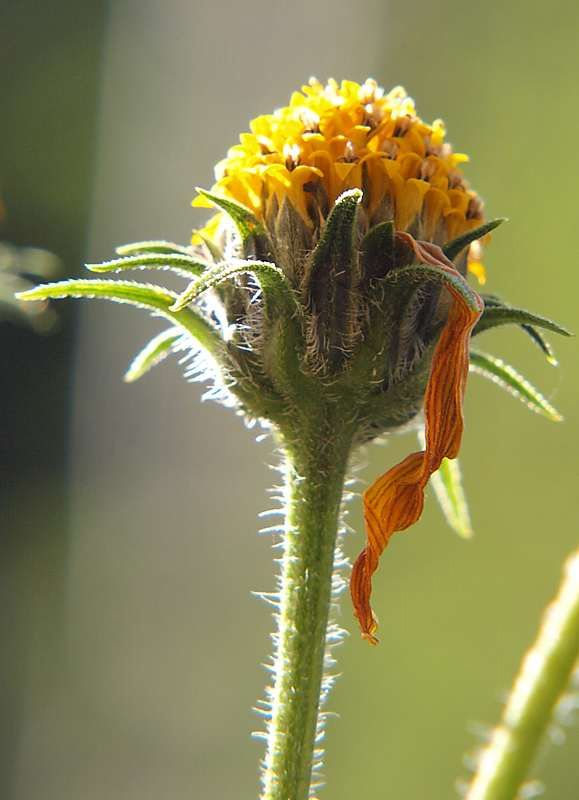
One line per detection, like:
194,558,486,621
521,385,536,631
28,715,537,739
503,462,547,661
466,548,579,800
260,410,355,800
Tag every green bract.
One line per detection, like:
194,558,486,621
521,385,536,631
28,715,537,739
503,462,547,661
17,190,569,532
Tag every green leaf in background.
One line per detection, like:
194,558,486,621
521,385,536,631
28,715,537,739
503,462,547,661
473,305,571,339
15,279,225,360
86,252,211,279
0,241,61,331
519,324,559,365
124,327,182,383
480,293,560,364
115,240,194,256
418,428,473,538
469,349,563,422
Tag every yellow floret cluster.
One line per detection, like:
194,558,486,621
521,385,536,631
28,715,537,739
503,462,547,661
194,78,486,281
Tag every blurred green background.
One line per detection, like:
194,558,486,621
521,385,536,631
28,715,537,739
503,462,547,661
2,1,578,798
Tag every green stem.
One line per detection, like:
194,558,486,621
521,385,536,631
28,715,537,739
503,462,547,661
466,548,579,800
260,409,355,800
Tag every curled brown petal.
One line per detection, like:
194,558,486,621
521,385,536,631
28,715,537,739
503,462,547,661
350,237,484,643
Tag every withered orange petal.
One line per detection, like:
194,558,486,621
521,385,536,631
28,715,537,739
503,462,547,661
350,239,483,642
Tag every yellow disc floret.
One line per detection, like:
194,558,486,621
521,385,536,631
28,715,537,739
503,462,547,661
194,78,486,280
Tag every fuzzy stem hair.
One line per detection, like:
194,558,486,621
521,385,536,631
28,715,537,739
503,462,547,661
259,407,355,800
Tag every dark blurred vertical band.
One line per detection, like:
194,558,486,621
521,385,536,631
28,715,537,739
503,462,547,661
0,1,108,794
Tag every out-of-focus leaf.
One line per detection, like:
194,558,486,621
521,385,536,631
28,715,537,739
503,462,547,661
519,324,558,366
473,306,571,339
419,428,472,538
87,253,211,279
480,293,560,364
116,240,193,256
16,279,224,359
0,241,61,330
470,349,563,422
124,327,182,383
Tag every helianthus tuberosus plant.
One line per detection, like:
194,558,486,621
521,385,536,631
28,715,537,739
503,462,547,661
18,78,575,799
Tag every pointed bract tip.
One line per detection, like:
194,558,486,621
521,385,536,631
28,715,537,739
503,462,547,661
170,297,188,312
14,288,37,301
194,186,230,206
443,217,506,262
191,186,216,209
335,187,363,205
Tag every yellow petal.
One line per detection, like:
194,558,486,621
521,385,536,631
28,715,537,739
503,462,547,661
468,260,487,285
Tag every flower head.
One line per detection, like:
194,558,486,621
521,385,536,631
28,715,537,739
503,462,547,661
194,78,486,281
